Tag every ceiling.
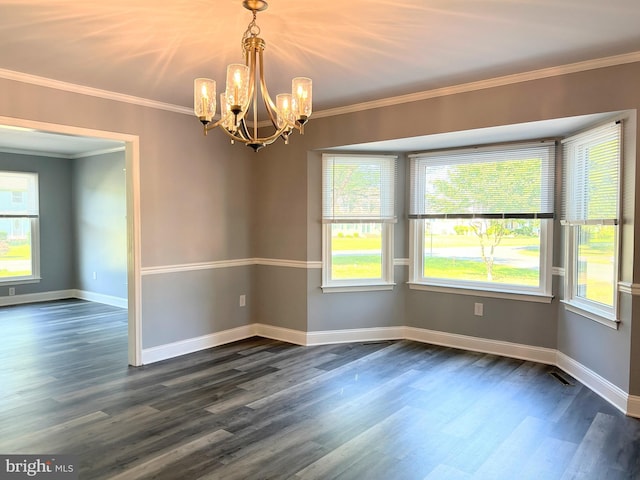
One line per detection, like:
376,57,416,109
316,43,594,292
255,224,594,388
1,0,640,153
0,125,124,158
327,111,624,153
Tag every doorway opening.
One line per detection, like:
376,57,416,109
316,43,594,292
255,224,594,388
0,115,141,365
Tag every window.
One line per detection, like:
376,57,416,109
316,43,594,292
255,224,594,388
322,154,396,291
0,171,40,283
561,122,621,323
408,142,555,300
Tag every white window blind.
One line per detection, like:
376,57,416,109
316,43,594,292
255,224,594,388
0,172,39,217
322,154,397,223
409,142,555,219
561,121,621,225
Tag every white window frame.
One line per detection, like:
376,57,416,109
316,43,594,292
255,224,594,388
0,171,40,285
409,218,553,301
561,122,622,327
408,142,555,302
321,154,396,292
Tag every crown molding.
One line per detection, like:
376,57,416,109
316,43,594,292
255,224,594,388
70,146,126,159
3,50,640,121
312,51,640,119
0,147,70,159
0,145,125,160
0,68,192,116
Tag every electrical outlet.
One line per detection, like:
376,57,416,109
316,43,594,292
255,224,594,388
239,294,246,307
92,271,97,280
474,302,483,316
8,287,15,296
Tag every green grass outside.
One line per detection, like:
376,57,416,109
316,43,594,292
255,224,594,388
5,244,30,258
579,280,614,305
0,243,32,278
0,269,32,277
332,254,382,279
332,233,614,303
332,236,382,250
423,256,539,286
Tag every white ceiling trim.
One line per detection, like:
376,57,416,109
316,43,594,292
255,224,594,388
0,147,70,159
0,68,192,116
70,146,126,159
3,50,640,123
0,115,140,143
313,51,640,119
0,145,125,159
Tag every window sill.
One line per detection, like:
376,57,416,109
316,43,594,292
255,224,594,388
321,283,396,293
0,277,41,286
407,282,553,304
561,300,619,330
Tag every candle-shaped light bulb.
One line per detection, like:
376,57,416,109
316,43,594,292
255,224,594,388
291,77,312,124
226,64,249,114
194,78,216,123
276,93,294,129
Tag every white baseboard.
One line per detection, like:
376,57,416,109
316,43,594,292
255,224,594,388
0,289,127,308
252,323,307,346
0,289,75,306
136,322,639,418
556,352,630,415
627,395,640,418
306,326,405,346
74,289,127,309
141,325,253,364
404,326,558,365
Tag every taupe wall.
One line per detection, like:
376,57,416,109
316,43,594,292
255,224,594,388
0,77,254,351
254,62,640,395
141,267,252,349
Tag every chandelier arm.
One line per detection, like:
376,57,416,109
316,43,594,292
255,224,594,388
255,124,295,145
240,52,257,121
219,118,293,146
252,48,259,141
239,119,252,140
219,123,250,144
260,123,296,143
256,49,281,130
203,111,236,133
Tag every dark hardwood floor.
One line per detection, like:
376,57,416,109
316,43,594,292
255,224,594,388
1,299,639,479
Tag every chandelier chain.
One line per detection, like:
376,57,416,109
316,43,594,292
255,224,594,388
243,10,261,43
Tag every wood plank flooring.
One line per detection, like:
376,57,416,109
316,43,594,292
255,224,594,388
1,299,640,479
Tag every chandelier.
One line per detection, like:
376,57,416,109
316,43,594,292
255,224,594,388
194,0,312,152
